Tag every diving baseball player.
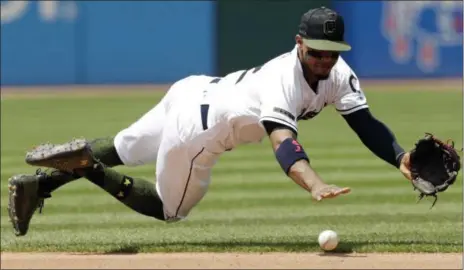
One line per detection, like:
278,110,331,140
8,6,415,236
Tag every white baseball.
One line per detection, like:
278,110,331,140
318,230,339,251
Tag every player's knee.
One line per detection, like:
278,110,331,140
114,132,159,166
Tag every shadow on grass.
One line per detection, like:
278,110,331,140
105,245,140,255
101,239,460,255
102,241,350,255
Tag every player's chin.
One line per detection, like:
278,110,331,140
313,66,332,78
315,71,331,80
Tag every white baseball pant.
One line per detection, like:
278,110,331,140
114,75,221,222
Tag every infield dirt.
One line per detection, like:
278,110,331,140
1,252,462,269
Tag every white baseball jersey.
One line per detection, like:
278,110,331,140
202,45,369,153
113,45,369,222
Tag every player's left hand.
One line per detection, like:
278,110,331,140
399,152,413,181
311,183,351,201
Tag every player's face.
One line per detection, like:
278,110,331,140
296,37,340,80
304,48,339,79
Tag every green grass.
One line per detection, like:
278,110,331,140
1,85,462,253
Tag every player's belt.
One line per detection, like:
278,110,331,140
200,104,209,131
210,77,221,84
200,78,221,130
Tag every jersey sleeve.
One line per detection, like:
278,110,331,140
258,76,300,135
333,71,369,115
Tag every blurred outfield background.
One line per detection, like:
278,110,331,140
1,1,462,84
0,1,463,253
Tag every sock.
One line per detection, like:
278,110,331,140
38,169,81,194
90,137,124,166
39,136,123,193
82,165,165,220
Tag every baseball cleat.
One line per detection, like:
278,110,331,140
25,139,95,172
7,171,51,236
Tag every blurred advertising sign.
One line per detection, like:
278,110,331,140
1,1,77,24
381,1,463,73
334,1,462,78
1,1,215,85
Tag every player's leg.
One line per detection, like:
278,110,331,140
8,75,213,236
78,76,218,221
79,163,165,220
7,137,123,236
15,90,169,194
35,136,123,193
9,142,167,236
155,142,219,222
78,79,219,223
153,97,220,222
8,96,169,236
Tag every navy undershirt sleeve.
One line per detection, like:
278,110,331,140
342,108,405,168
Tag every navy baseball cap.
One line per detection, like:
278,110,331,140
298,6,351,51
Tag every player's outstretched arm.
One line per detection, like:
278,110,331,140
262,121,351,201
342,108,412,180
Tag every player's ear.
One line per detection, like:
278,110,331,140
295,35,303,47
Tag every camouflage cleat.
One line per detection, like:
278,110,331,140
7,170,51,236
25,139,95,173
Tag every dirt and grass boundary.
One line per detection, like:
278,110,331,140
1,252,462,269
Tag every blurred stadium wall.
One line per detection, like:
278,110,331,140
0,1,462,86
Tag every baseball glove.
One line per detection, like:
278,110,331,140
409,133,461,208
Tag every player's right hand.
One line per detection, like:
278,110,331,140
399,152,413,181
311,184,351,201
